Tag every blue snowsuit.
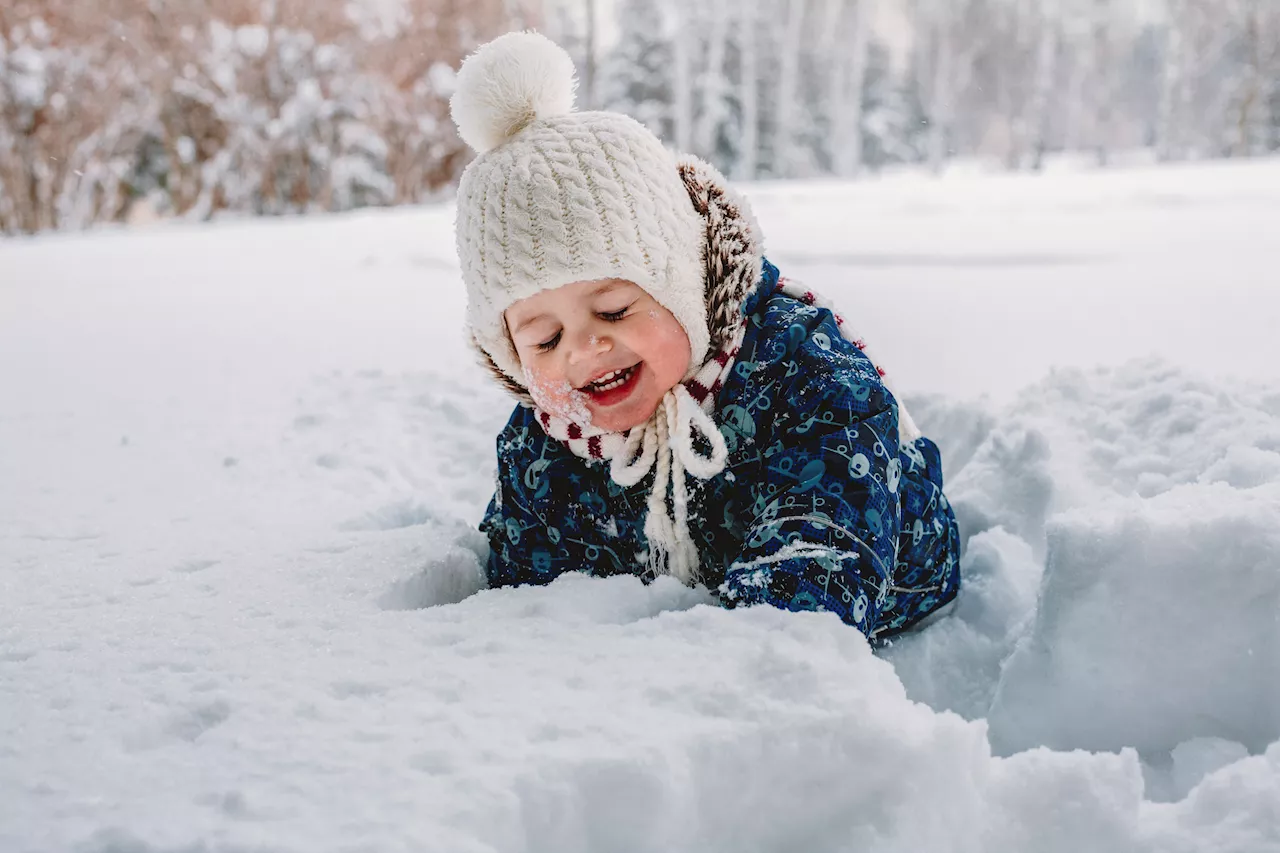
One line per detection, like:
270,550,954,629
482,260,961,639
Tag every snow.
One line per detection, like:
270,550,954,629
3,159,1280,851
752,157,1280,401
8,45,49,109
989,480,1280,757
523,367,595,425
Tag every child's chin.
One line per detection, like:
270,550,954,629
589,398,661,433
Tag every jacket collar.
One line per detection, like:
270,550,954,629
741,258,781,319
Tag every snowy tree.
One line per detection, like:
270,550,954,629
1225,0,1280,156
6,0,1280,235
772,0,810,175
861,40,928,169
1082,0,1123,165
599,0,673,140
545,0,600,111
0,0,514,233
668,1,695,152
1020,3,1061,169
693,0,732,160
908,0,987,172
1154,0,1280,160
0,10,137,233
735,0,763,180
162,22,402,219
817,0,874,177
1157,0,1191,160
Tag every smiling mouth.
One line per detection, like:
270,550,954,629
583,364,639,392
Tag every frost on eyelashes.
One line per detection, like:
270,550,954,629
523,366,594,425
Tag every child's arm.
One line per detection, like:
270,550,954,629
717,318,903,637
481,409,629,589
482,490,557,589
481,409,581,584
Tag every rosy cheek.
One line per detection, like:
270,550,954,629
645,315,692,376
523,366,594,425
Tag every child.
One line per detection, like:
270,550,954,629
451,33,960,640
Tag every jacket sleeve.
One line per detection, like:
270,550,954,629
481,411,587,589
717,314,903,637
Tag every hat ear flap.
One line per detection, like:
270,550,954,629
471,332,534,406
677,156,765,353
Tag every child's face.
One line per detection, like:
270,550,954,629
505,279,692,432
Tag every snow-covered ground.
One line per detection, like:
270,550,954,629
3,158,1279,852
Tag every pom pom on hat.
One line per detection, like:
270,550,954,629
450,31,578,154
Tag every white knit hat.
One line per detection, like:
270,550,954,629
450,32,708,388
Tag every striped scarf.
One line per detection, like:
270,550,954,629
530,327,745,586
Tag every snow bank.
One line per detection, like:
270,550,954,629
896,359,1280,791
23,574,1280,853
6,360,1277,853
989,483,1280,757
882,527,1042,720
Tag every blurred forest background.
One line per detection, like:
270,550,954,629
1,0,1277,235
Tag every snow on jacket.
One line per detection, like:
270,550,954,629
481,258,961,640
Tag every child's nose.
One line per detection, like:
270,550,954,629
567,326,612,362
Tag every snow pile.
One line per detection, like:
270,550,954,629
13,572,1280,853
887,359,1280,802
990,483,1280,758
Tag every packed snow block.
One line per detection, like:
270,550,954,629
1200,444,1280,490
1170,737,1251,802
989,483,1280,757
945,423,1054,557
902,393,997,483
378,539,488,610
1146,741,1280,851
882,527,1042,720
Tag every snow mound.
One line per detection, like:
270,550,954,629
989,482,1280,757
1165,737,1252,802
882,527,1042,720
1000,360,1280,505
897,359,1280,777
32,574,1280,853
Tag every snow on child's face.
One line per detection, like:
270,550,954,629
505,279,692,432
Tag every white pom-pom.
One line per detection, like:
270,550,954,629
450,31,578,155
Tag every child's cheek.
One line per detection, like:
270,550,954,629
523,365,594,425
641,310,693,378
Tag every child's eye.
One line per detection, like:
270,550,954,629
599,305,632,322
535,331,562,352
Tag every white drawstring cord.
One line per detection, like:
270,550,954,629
609,384,730,585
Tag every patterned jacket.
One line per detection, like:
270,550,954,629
481,258,961,640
